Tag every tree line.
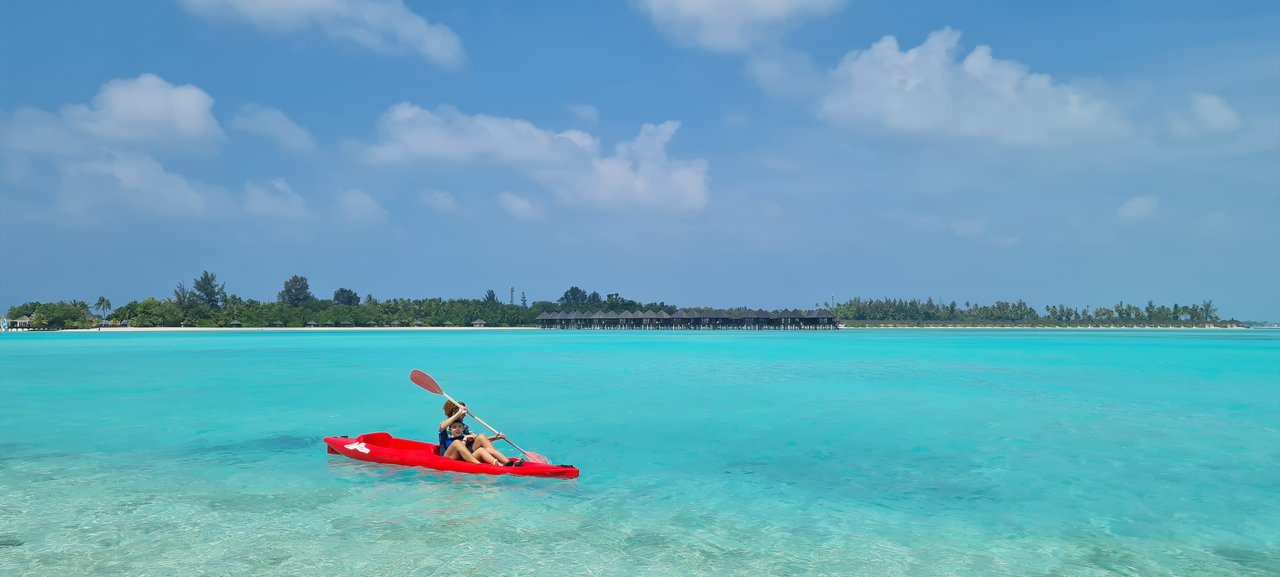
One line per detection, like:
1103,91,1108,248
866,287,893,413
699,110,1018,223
832,297,1231,326
4,275,670,329
4,273,1238,328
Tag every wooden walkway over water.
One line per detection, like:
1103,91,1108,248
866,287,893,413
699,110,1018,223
535,309,837,330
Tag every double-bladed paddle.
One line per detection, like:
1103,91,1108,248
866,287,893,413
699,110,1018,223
409,369,551,464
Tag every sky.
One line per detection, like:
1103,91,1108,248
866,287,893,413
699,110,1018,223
1,1,1277,319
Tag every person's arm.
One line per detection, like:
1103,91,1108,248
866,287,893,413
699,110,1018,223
438,407,468,431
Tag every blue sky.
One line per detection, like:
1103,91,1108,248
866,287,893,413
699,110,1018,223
2,1,1277,319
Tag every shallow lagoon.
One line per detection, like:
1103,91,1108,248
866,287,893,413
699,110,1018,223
1,329,1277,576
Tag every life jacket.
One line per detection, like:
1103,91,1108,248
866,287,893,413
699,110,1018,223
437,423,473,455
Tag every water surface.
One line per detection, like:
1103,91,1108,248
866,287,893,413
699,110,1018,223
1,329,1277,576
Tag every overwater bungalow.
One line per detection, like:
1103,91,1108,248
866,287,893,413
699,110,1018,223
535,309,837,330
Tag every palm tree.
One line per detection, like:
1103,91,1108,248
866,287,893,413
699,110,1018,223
94,296,111,326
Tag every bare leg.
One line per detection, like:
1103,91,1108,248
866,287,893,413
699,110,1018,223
470,447,501,465
442,441,481,463
470,435,510,464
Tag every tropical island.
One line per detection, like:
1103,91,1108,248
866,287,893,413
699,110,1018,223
2,271,1246,330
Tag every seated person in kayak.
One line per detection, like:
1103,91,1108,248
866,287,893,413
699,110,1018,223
438,401,516,466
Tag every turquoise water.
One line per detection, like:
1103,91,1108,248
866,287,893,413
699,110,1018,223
1,329,1277,576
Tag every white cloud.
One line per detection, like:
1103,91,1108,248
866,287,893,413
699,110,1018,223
569,104,599,125
61,74,223,147
362,104,710,213
335,189,388,224
638,0,843,52
819,28,1130,146
232,104,315,152
497,191,542,220
244,178,311,219
60,152,219,217
1169,93,1241,139
178,0,463,66
1118,195,1158,221
2,74,222,158
420,189,458,212
0,75,229,221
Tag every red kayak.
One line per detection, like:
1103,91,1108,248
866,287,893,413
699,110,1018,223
324,432,579,479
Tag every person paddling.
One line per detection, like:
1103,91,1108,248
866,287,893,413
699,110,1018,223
438,401,519,466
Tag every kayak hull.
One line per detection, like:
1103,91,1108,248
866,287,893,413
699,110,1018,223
323,432,579,479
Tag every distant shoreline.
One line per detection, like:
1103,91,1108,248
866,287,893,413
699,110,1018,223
2,325,1251,333
840,325,1248,330
4,326,540,333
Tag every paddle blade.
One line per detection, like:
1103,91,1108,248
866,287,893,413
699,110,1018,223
524,451,552,465
409,369,443,395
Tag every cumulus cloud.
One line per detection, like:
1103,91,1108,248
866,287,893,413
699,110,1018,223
244,178,311,219
232,104,315,152
1169,93,1241,139
819,28,1130,146
335,189,389,224
1118,195,1157,221
638,0,843,51
569,104,599,125
0,74,229,220
420,189,458,212
59,152,220,217
497,191,542,220
178,0,463,66
2,74,222,156
63,73,223,147
361,104,710,213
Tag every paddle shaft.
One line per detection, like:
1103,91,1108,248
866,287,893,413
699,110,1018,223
440,390,541,463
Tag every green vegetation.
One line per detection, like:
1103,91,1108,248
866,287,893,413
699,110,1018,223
2,273,1242,329
833,298,1236,327
2,276,667,329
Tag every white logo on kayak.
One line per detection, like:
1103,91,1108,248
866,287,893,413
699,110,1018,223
344,441,370,454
